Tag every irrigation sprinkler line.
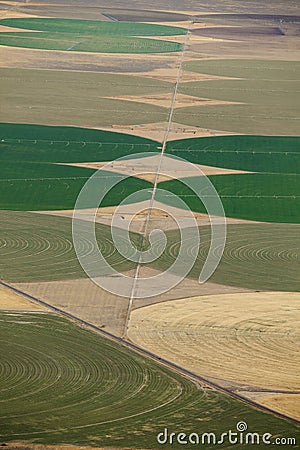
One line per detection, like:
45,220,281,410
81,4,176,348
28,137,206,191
0,279,299,427
122,25,192,340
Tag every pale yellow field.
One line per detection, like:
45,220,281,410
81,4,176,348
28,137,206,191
0,285,46,310
128,292,300,391
245,394,300,421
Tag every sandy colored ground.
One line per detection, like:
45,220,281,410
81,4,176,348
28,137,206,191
37,196,257,233
131,266,253,309
13,277,133,336
119,67,231,83
146,20,192,28
145,34,186,43
249,394,300,421
64,154,251,183
0,284,46,310
103,121,234,142
0,25,40,32
0,46,180,74
0,10,37,18
104,92,241,109
128,292,300,392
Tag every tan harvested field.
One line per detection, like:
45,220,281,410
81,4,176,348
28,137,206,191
1,0,299,438
13,277,133,336
249,394,300,421
0,285,46,311
65,154,251,183
132,266,253,309
0,25,38,32
105,92,240,109
0,10,37,18
37,198,257,233
188,37,300,61
12,267,253,339
0,46,178,73
103,121,233,141
121,67,233,83
128,292,300,391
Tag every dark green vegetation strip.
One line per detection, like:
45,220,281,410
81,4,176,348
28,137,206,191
0,18,186,53
0,18,187,36
0,32,183,54
1,124,299,222
1,212,299,291
165,135,300,223
158,174,300,223
151,224,300,292
0,124,155,211
175,59,300,135
166,135,300,174
0,123,159,162
0,165,151,211
0,68,170,127
0,311,298,448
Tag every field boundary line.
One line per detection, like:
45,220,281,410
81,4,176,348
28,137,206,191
0,279,299,426
122,24,192,339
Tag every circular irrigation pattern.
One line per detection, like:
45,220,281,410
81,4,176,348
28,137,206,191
152,224,300,291
128,292,300,391
0,212,136,282
1,212,299,292
0,311,223,442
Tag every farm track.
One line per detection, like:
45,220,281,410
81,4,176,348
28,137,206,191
123,23,192,338
0,280,299,427
1,1,299,440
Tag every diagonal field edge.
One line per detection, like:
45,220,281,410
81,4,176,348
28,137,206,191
0,279,299,427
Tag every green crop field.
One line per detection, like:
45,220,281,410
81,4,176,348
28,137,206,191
0,123,159,162
1,212,299,291
158,173,300,223
152,223,300,292
0,211,142,282
0,124,155,211
174,59,300,134
184,59,300,81
0,18,186,53
0,166,151,211
2,124,299,222
0,18,188,36
0,32,183,54
166,135,300,174
174,103,299,136
0,311,298,449
0,69,170,127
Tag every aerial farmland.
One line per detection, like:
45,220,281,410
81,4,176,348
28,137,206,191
0,0,299,449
